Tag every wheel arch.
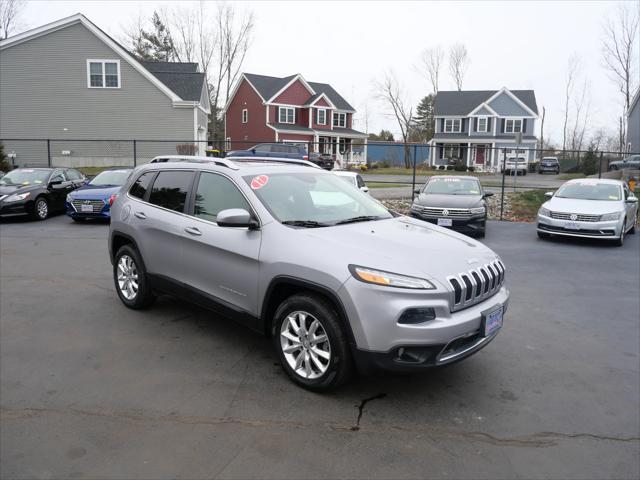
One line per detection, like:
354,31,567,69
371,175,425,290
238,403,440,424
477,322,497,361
110,231,145,269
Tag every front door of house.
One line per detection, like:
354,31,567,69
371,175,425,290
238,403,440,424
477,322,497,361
475,145,486,165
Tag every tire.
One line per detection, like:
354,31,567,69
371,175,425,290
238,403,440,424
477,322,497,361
522,170,527,176
630,223,636,235
477,230,486,238
537,231,550,239
272,293,353,392
31,196,49,221
113,245,156,309
615,221,626,247
556,169,560,175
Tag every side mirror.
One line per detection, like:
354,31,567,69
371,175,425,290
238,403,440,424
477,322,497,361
626,195,638,203
217,208,259,229
414,188,421,194
49,178,63,187
483,192,494,198
361,186,370,193
545,192,554,198
251,148,256,154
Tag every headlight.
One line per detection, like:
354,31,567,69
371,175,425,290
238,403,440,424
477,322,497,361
539,207,551,217
470,207,485,214
66,194,73,203
5,192,30,202
349,265,436,289
601,212,621,221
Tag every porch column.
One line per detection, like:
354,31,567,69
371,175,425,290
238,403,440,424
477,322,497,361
363,138,368,166
336,136,341,168
467,143,472,167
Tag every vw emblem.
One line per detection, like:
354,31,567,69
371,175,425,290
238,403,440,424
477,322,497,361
442,209,449,216
570,213,578,221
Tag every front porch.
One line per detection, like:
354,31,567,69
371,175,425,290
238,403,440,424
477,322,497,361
430,142,498,172
317,134,368,168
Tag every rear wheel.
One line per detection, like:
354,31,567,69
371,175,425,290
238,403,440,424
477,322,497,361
31,197,48,221
113,245,156,309
273,293,352,392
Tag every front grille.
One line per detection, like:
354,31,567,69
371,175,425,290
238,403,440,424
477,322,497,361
550,211,601,222
412,205,471,218
71,199,105,213
447,260,505,311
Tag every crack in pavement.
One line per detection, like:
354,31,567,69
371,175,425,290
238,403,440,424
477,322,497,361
4,405,638,448
350,393,387,431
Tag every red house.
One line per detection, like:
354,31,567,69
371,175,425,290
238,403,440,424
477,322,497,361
224,73,367,165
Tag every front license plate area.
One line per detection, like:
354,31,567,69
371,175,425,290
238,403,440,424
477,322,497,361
81,204,93,212
437,218,453,227
565,222,580,230
482,306,503,337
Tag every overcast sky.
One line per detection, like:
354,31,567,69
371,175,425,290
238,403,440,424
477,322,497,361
19,0,640,143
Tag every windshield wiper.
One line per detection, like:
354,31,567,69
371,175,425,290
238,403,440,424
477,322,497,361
333,215,384,225
281,220,329,228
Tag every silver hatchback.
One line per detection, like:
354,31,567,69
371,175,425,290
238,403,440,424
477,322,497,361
109,157,509,391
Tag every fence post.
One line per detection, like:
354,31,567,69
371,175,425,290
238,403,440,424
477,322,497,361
500,148,507,221
598,151,603,179
133,140,137,166
46,139,51,167
412,144,417,200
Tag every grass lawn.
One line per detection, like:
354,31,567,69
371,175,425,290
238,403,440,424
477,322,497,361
509,189,549,221
367,182,411,189
77,166,129,176
558,173,587,180
364,167,489,176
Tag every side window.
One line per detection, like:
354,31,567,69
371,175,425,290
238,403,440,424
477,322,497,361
253,145,270,153
356,175,365,188
148,171,194,213
193,172,251,223
129,171,156,199
623,184,630,199
51,170,66,183
66,169,82,181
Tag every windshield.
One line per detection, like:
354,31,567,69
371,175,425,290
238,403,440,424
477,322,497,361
89,170,131,186
555,182,621,201
244,171,391,226
423,177,481,196
0,169,51,186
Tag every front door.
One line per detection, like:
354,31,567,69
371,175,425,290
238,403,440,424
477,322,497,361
475,145,486,165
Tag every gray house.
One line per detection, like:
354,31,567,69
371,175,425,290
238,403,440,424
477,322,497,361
628,88,639,154
429,88,538,171
0,13,210,167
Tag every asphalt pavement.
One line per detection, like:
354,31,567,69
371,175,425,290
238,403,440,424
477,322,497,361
1,214,639,479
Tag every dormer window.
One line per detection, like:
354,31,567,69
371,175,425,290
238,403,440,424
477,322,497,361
477,117,488,133
278,106,295,124
87,60,120,88
444,118,461,133
505,119,523,133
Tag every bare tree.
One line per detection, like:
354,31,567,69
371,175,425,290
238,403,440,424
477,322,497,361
219,4,254,105
562,54,580,155
169,6,197,63
538,106,546,157
375,71,414,168
569,79,591,160
602,2,639,112
0,0,25,39
420,45,444,94
448,43,469,91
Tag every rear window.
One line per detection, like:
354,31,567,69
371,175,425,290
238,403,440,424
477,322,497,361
148,170,194,212
129,172,155,199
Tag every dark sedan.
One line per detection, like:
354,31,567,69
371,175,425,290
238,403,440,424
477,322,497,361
0,167,86,220
410,176,493,238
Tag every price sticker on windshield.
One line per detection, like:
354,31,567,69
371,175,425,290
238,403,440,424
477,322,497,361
250,175,269,190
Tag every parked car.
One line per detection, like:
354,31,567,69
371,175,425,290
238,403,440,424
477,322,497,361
227,143,335,170
66,168,132,222
608,155,640,171
109,158,509,391
410,176,492,238
501,156,528,175
0,171,5,179
333,170,369,193
0,167,86,220
537,179,638,246
538,157,560,174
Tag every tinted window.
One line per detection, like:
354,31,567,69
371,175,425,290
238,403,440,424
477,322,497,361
253,145,271,153
66,169,83,180
194,172,251,222
356,175,365,188
148,171,193,212
129,171,156,199
51,171,66,182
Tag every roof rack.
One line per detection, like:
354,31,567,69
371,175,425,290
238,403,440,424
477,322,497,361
226,155,321,169
149,155,239,170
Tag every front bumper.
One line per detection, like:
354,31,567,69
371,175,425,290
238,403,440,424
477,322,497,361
339,276,509,372
410,211,485,234
0,199,31,216
66,200,111,219
537,214,621,239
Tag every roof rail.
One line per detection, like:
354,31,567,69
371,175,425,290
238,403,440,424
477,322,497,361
226,155,322,169
149,155,239,170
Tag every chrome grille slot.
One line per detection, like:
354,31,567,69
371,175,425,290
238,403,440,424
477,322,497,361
461,274,473,301
447,259,506,311
550,211,601,222
413,206,472,218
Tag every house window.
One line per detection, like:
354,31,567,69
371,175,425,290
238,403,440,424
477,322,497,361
505,119,523,133
333,112,346,128
87,60,120,88
444,118,462,133
316,109,326,125
444,145,462,159
278,107,295,124
242,109,248,123
477,117,488,133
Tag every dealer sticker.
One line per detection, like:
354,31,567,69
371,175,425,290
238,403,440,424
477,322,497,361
250,175,269,190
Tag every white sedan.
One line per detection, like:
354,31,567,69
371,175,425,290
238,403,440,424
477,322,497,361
537,178,638,246
333,170,370,193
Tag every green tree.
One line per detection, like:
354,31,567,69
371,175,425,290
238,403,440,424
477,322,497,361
0,141,11,171
368,130,395,141
412,94,435,142
130,12,177,62
581,144,598,176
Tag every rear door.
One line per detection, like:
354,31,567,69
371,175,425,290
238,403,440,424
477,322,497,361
181,171,261,315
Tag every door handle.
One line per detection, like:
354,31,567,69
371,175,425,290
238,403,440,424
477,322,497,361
184,226,202,236
134,211,147,219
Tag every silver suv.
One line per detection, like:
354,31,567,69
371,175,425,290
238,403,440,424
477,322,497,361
109,156,509,391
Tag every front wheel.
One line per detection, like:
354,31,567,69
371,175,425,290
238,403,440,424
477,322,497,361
615,221,626,247
113,245,156,309
31,197,48,221
273,293,352,392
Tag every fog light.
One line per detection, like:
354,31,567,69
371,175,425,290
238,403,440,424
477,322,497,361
398,307,436,325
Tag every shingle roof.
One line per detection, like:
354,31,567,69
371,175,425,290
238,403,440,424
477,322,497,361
141,62,205,102
435,90,538,115
268,123,315,133
243,73,355,111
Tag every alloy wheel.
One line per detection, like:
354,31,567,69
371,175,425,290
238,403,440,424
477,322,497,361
280,311,331,379
36,199,48,219
117,254,139,300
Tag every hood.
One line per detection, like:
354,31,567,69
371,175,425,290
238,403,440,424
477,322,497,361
0,184,42,196
295,216,498,287
414,193,483,209
69,184,122,199
545,197,623,215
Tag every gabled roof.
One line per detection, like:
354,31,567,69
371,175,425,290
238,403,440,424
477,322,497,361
239,73,355,111
435,89,538,116
1,14,208,110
